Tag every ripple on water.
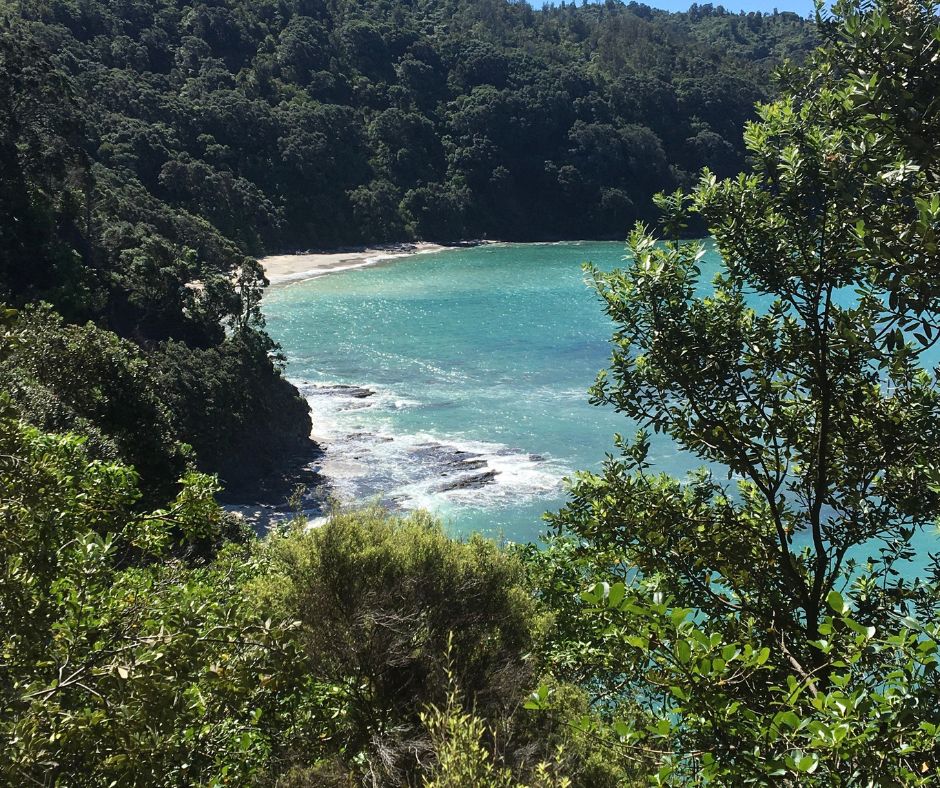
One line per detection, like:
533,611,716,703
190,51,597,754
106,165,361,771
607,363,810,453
298,381,568,515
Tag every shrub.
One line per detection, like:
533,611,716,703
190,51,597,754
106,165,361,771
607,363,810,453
253,506,543,784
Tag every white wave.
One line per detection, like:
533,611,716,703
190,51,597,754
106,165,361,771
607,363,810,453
292,378,567,515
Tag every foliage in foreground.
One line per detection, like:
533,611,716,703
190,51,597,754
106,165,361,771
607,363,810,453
0,406,631,785
536,0,940,783
253,506,636,786
0,402,303,784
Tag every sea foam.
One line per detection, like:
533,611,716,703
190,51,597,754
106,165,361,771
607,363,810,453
296,380,567,515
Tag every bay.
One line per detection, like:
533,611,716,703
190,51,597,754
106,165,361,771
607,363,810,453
263,240,675,541
262,240,938,568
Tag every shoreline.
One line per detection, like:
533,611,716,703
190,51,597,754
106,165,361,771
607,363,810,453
259,240,496,285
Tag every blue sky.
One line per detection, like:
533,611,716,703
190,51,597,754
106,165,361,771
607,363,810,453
570,0,819,15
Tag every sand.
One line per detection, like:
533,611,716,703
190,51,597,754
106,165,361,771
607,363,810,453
259,242,455,285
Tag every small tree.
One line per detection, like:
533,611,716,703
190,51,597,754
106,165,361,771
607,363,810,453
539,0,940,782
0,407,305,785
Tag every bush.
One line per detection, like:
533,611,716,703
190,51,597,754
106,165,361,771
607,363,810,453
0,407,302,785
0,304,186,502
253,506,543,784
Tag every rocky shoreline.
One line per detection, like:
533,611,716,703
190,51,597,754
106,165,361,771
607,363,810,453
224,381,505,533
305,381,503,491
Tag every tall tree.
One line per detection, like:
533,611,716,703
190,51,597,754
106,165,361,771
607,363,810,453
536,0,940,782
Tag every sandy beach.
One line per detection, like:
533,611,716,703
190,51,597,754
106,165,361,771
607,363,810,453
259,241,459,285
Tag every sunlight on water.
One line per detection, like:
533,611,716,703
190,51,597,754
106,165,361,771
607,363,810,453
263,240,938,569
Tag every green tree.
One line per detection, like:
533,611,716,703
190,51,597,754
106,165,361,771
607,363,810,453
540,0,940,782
1,305,187,501
0,18,96,318
252,506,543,783
252,506,634,786
0,409,305,785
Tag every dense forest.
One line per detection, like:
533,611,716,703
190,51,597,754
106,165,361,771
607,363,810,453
4,0,940,784
9,0,814,253
1,0,814,496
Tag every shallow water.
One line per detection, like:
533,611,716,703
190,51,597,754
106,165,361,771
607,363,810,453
262,240,938,569
264,240,665,540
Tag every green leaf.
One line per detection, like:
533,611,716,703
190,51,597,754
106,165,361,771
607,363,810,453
607,582,626,609
827,591,849,615
797,754,819,773
676,639,692,664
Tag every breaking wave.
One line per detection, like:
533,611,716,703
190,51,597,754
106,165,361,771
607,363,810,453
296,380,567,514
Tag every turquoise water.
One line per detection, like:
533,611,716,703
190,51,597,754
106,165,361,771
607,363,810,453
263,240,681,541
262,241,938,565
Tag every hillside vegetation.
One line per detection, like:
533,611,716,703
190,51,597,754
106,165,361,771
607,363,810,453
3,0,940,784
1,0,813,495
12,0,812,251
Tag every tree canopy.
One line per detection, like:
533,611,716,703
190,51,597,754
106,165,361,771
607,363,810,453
537,0,940,782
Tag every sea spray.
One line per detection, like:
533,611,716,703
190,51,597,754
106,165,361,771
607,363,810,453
263,241,714,540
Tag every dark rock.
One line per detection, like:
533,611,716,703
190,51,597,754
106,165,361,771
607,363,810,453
304,383,376,399
332,384,375,399
436,469,499,492
346,431,393,443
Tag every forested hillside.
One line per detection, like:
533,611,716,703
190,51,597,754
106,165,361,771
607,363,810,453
10,0,815,253
1,0,813,495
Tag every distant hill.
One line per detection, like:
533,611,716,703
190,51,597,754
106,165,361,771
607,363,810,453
11,0,814,251
0,0,813,493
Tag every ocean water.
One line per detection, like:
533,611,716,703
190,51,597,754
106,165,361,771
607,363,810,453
262,241,939,565
263,240,667,541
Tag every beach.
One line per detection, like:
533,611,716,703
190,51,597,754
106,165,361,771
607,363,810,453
260,240,632,541
259,241,461,285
